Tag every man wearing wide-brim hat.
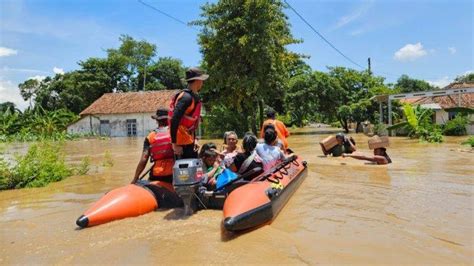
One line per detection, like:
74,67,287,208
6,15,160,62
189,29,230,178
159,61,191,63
168,67,209,159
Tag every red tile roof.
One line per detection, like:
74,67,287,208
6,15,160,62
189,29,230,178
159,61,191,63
444,82,474,90
80,90,179,116
400,93,473,109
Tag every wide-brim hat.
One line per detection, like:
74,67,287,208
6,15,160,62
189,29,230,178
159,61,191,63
185,67,209,81
151,108,169,120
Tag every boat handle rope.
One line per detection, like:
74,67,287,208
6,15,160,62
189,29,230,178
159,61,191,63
266,174,281,184
291,158,300,166
279,166,289,175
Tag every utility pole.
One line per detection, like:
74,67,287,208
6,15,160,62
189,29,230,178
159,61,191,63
367,57,372,76
143,64,147,91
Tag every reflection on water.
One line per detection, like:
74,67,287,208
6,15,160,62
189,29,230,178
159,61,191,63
0,129,472,264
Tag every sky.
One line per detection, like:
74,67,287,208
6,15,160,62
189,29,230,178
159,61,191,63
0,0,473,110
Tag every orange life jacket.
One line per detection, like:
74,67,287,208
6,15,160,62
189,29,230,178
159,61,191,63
147,130,174,177
168,90,202,145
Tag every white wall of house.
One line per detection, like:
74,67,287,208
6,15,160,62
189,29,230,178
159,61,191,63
67,115,100,135
67,112,157,137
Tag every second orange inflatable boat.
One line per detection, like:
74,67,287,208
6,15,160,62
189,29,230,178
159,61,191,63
223,155,307,231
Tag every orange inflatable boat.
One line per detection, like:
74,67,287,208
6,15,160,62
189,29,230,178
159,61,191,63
223,155,307,231
76,156,307,230
76,181,182,228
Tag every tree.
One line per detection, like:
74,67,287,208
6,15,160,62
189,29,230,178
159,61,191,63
195,0,301,133
107,35,157,91
395,74,437,92
0,102,16,113
147,57,186,90
18,79,42,108
454,73,474,83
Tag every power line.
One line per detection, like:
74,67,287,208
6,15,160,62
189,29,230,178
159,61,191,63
137,0,198,31
284,0,365,69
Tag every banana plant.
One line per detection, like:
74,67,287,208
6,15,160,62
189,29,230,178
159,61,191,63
387,104,433,137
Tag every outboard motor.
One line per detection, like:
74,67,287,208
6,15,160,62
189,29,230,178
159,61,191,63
172,159,204,215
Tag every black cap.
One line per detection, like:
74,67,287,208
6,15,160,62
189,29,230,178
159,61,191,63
151,108,169,120
185,67,209,81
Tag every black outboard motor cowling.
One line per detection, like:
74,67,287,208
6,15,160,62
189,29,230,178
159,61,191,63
172,159,204,215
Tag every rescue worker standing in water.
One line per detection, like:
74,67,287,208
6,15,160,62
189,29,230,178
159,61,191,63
169,67,209,159
260,109,290,150
131,108,174,184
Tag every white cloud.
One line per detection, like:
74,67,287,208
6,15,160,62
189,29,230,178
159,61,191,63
28,75,46,81
332,0,374,30
0,78,28,110
394,43,428,62
448,47,457,54
1,66,48,74
0,47,18,57
427,76,451,88
53,67,64,75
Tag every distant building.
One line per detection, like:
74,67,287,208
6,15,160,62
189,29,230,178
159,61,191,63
400,82,474,134
67,90,178,137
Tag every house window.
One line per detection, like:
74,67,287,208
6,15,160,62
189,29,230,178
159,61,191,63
448,111,457,120
126,119,137,136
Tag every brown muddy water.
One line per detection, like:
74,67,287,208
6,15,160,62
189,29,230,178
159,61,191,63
1,128,473,264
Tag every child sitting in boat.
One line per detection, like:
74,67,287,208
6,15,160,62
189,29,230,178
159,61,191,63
229,133,264,180
256,125,292,171
199,143,224,187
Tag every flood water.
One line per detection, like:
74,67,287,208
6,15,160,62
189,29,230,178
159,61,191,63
1,128,473,264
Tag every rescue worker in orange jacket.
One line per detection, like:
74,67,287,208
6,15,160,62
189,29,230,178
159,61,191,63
131,108,174,184
169,67,208,159
260,109,290,150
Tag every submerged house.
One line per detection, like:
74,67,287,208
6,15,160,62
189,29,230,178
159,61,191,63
400,82,474,134
67,90,178,137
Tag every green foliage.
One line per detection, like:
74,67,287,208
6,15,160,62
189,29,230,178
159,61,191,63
102,150,114,167
202,104,250,138
0,102,16,113
147,57,186,90
195,0,301,133
0,142,78,190
373,123,388,136
418,126,444,143
75,156,91,175
337,105,352,132
454,73,474,83
387,104,443,143
17,35,186,115
395,74,438,92
443,116,468,136
0,106,79,142
461,136,474,147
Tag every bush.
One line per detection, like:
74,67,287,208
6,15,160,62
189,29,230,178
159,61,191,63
443,116,468,136
373,123,388,136
417,125,444,143
462,136,474,147
0,142,88,190
330,121,341,128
